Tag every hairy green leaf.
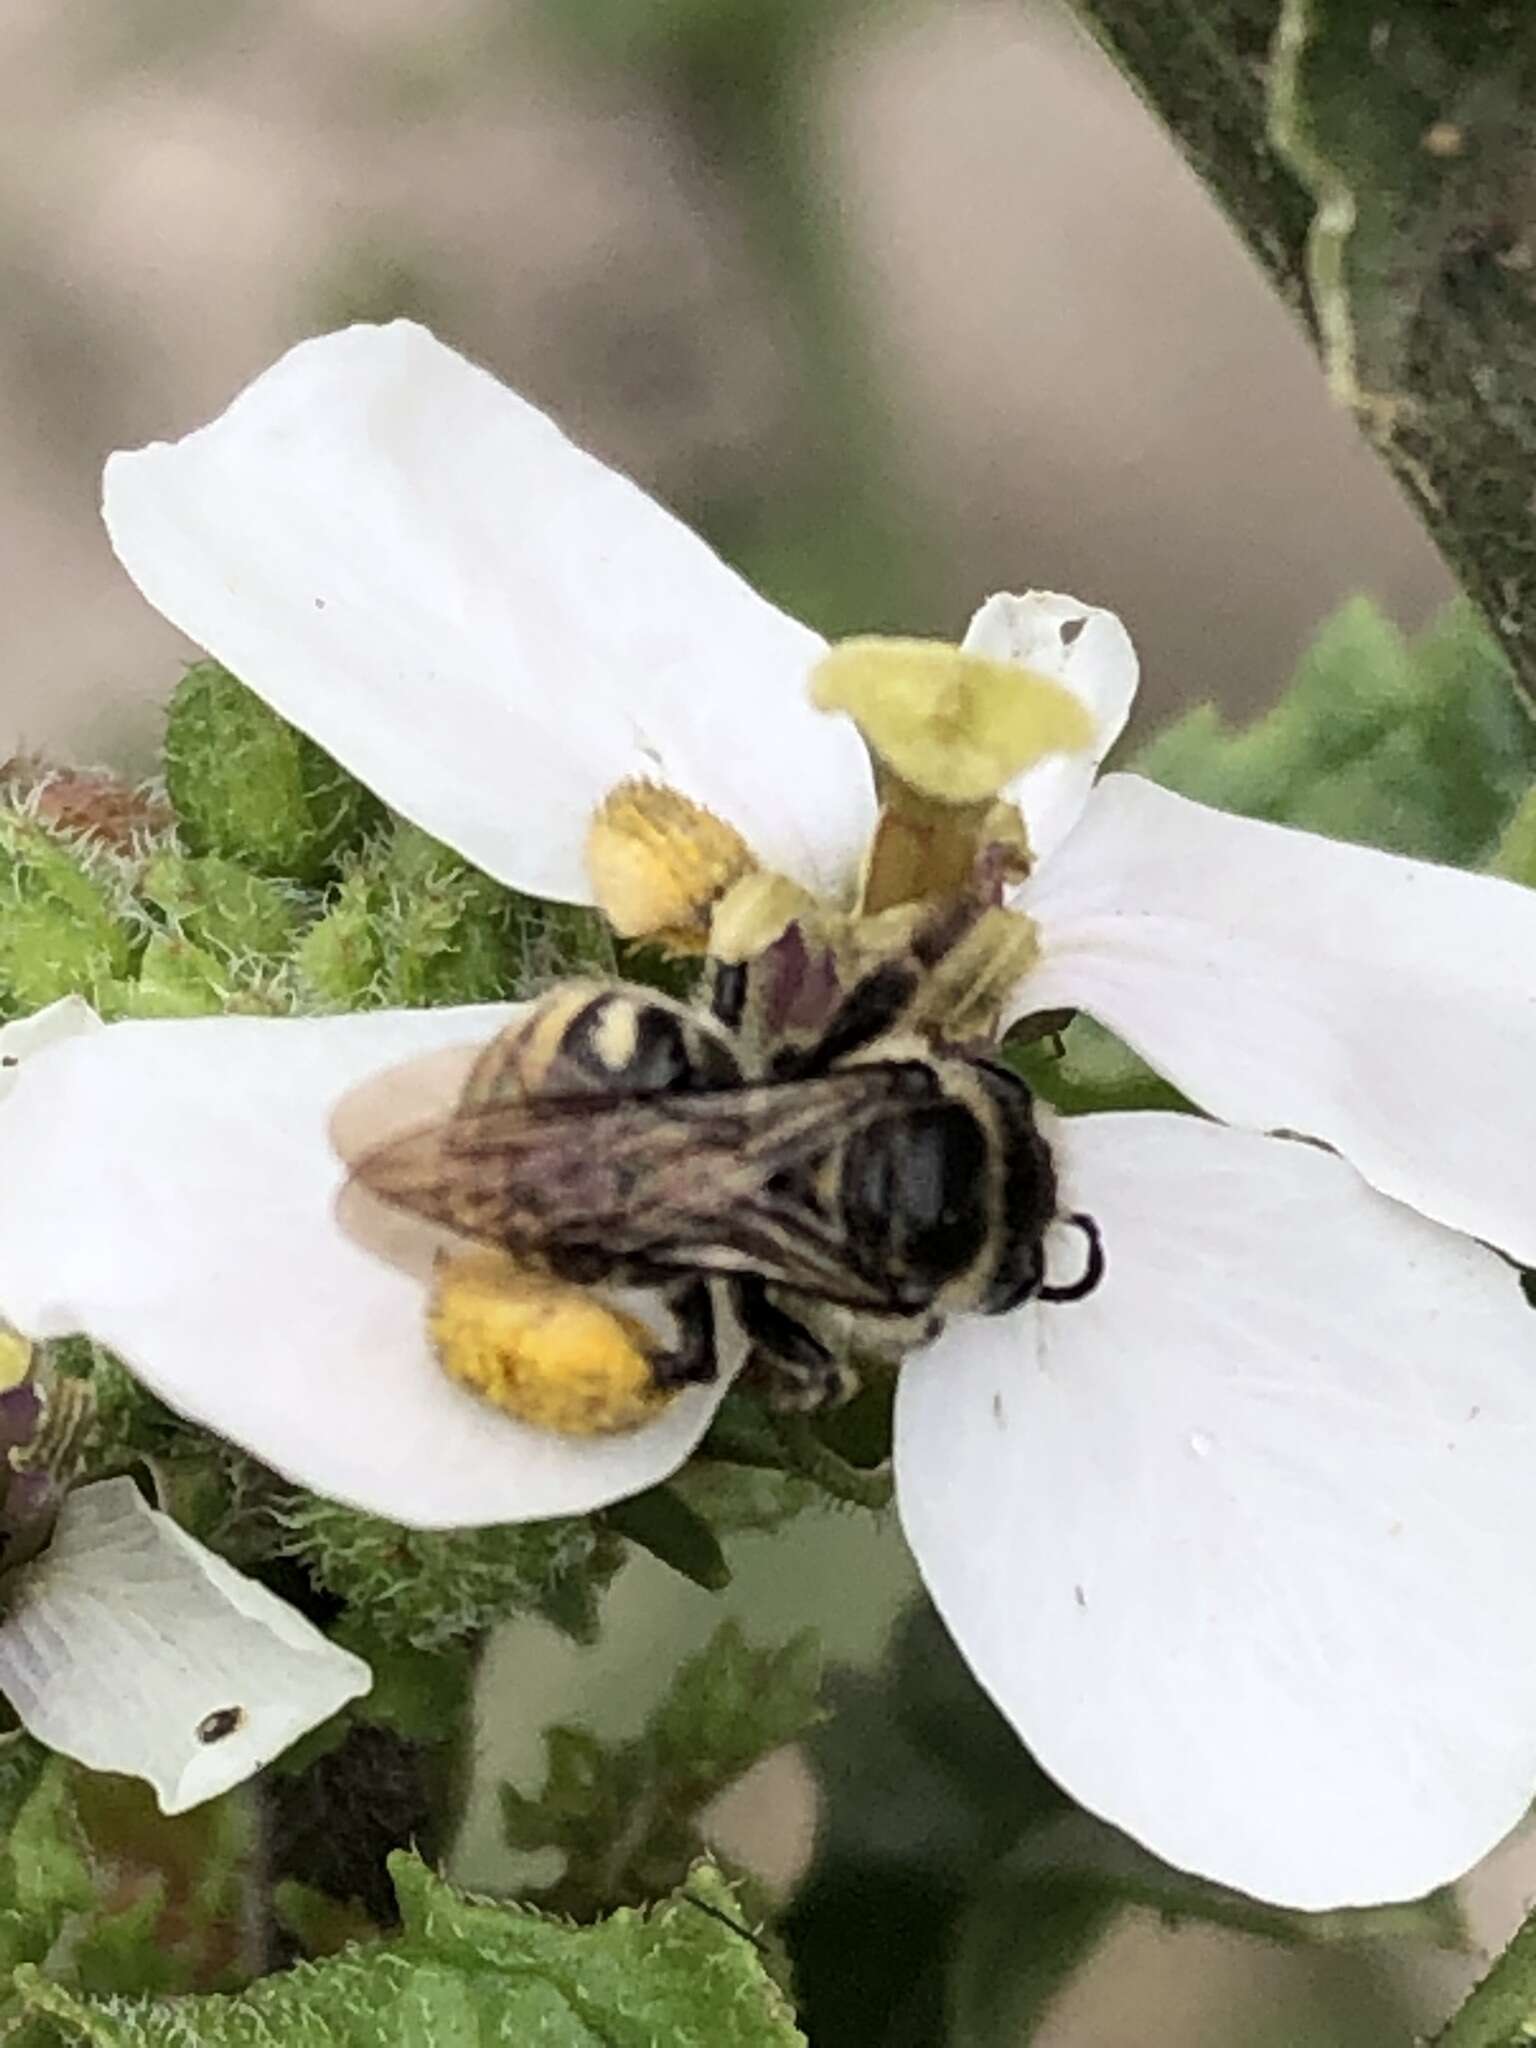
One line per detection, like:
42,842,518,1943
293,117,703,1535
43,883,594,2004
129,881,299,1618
15,1856,804,2048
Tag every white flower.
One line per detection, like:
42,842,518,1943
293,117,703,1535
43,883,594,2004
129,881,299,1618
0,1005,370,1812
0,322,1532,1907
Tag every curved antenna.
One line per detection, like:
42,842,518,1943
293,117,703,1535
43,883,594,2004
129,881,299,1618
1037,1211,1105,1303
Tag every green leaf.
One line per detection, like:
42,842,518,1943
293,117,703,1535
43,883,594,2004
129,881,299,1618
163,661,382,884
1134,597,1536,865
16,1855,805,2047
121,932,231,1018
138,850,306,966
668,1461,817,1537
1431,1895,1536,2045
274,1493,624,1651
0,815,135,1017
332,1626,477,1746
293,820,614,1012
601,1485,732,1591
990,1809,1466,1953
1491,785,1536,887
6,1762,96,1925
649,1623,822,1794
501,1623,823,1917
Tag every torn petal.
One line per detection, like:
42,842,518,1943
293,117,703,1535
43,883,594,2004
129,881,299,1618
0,1478,370,1812
963,591,1137,858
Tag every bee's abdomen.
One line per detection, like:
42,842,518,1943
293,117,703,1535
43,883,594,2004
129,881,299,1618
516,985,742,1099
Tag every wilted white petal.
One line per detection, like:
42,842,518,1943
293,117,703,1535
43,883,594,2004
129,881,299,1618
104,322,873,903
0,997,101,1100
896,1112,1536,1909
962,591,1137,857
0,1478,370,1812
0,1009,731,1526
1016,773,1536,1264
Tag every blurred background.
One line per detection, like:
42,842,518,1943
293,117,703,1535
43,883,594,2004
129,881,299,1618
0,1,1512,2040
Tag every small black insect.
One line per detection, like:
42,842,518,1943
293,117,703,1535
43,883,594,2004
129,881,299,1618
196,1705,247,1744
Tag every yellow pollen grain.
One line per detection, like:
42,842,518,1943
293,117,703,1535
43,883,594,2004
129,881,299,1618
429,1250,675,1436
586,780,757,950
811,637,1095,804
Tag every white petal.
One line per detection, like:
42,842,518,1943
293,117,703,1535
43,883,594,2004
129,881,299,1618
896,1112,1536,1909
962,591,1137,857
0,1478,370,1812
1017,773,1536,1264
0,1009,731,1527
0,997,101,1100
104,322,874,903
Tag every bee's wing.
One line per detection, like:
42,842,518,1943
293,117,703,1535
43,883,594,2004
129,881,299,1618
348,1068,922,1308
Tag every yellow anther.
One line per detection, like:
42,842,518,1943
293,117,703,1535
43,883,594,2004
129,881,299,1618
429,1250,675,1436
586,780,757,951
0,1329,32,1394
811,637,1094,805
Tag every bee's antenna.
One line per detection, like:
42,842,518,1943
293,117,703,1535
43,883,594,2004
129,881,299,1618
1037,1212,1105,1303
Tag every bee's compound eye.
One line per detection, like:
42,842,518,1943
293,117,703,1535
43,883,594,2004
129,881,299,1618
428,1251,677,1435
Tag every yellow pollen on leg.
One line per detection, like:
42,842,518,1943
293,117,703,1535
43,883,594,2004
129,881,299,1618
586,780,757,951
429,1250,676,1436
811,637,1094,805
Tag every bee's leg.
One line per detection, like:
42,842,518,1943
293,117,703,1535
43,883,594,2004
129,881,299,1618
789,894,996,1072
707,960,749,1032
784,959,923,1074
649,1276,721,1390
732,1277,858,1409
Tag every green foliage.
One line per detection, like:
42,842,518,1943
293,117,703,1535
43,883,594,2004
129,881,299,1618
601,1485,732,1591
294,822,521,1010
1136,598,1536,864
787,1599,1462,2047
118,932,231,1018
0,816,134,1018
13,1855,803,2048
274,1493,625,1651
0,1757,254,2020
138,850,305,967
666,1461,818,1539
1432,1900,1536,2045
163,662,382,883
1492,785,1536,888
500,1621,822,1917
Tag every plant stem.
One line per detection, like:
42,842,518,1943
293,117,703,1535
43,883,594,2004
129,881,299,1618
1070,0,1536,715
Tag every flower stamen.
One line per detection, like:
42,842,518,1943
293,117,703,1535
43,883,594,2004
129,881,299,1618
586,780,757,952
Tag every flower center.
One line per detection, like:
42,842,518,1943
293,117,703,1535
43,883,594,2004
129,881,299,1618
354,637,1097,1439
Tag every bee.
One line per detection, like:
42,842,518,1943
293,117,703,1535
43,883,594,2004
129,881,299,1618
349,913,1104,1417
